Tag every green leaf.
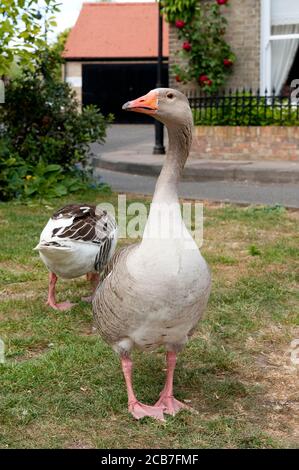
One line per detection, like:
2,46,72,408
53,184,68,197
44,164,62,173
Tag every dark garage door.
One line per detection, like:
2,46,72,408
82,63,168,123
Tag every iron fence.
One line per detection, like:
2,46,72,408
187,89,299,126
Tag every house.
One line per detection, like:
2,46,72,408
64,0,299,113
63,2,169,122
170,0,299,95
167,0,299,162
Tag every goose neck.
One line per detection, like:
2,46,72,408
153,122,192,204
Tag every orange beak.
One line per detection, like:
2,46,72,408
122,91,158,115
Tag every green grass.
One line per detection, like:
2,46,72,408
0,191,298,449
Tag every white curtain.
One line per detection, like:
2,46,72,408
272,0,299,26
271,24,299,95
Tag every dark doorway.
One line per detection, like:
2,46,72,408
82,62,168,123
287,45,299,86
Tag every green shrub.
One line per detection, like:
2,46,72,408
0,49,113,201
1,57,112,169
0,138,97,202
22,163,88,201
0,137,27,201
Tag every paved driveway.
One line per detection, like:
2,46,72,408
92,124,159,156
92,125,299,208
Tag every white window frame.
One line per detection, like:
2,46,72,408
260,0,299,92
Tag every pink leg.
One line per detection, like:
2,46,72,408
155,352,191,416
121,356,165,421
82,273,100,303
46,272,76,311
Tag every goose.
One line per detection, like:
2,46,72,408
93,88,211,421
35,204,117,310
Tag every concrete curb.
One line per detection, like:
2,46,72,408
93,156,299,185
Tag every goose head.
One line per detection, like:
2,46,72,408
122,88,193,127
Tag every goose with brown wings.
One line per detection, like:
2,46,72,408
35,204,117,310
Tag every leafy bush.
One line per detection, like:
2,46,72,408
0,137,98,202
0,49,113,201
0,137,27,201
22,163,88,201
0,0,60,74
2,54,112,169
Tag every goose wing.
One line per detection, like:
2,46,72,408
37,204,117,272
52,204,117,269
52,204,115,244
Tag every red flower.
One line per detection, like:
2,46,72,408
182,41,192,52
198,75,212,87
199,74,209,84
223,58,233,67
175,75,182,83
217,0,228,5
175,20,186,29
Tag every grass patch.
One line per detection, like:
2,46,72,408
0,193,298,448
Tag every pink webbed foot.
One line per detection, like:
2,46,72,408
46,273,76,311
154,352,196,417
46,300,76,311
129,400,165,421
121,356,165,422
155,394,191,416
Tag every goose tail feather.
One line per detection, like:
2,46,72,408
33,242,73,252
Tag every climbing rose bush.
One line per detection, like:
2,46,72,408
161,0,235,92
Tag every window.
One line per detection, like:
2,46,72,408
260,0,299,94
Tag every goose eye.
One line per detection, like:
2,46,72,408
167,93,174,99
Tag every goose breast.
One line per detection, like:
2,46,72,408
93,242,211,354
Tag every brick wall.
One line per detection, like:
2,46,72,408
191,127,299,161
169,0,261,92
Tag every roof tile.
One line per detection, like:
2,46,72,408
63,2,169,59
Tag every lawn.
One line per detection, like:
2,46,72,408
0,190,298,449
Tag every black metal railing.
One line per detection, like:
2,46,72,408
188,89,299,126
